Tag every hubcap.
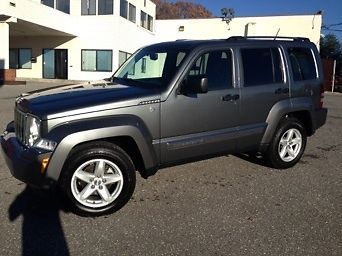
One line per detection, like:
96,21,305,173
71,159,124,208
278,128,302,162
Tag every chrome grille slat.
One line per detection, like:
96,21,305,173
15,108,27,145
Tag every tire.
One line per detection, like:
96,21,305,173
267,117,307,169
60,142,136,216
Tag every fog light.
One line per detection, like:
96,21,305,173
41,158,50,174
35,138,57,151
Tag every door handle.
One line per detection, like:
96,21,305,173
275,88,289,94
221,94,239,101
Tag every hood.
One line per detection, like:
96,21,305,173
16,81,160,120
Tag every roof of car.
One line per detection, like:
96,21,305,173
150,36,312,49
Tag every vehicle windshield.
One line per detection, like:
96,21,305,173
113,44,190,90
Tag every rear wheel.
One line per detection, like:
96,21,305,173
267,118,307,169
60,142,136,216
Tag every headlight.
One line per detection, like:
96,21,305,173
25,115,40,146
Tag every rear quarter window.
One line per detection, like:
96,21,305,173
288,47,317,81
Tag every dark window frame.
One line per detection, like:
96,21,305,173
81,49,113,72
81,0,96,15
120,0,128,18
9,48,32,69
98,0,113,15
288,47,317,81
128,3,136,23
240,47,284,87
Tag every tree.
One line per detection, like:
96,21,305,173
320,34,342,75
151,0,212,19
320,34,342,58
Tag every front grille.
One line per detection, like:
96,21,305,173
15,108,27,145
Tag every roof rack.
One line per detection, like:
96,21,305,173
226,36,310,42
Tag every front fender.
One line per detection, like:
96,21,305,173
45,115,157,181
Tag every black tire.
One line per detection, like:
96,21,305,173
59,141,136,216
266,117,307,169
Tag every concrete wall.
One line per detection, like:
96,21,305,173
155,15,322,47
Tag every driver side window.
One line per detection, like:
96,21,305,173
186,50,233,90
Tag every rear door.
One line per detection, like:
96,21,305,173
238,46,289,151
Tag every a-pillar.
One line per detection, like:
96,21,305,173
0,22,9,83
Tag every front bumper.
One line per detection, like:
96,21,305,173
1,125,54,189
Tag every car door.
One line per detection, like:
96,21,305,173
237,46,290,151
160,49,240,164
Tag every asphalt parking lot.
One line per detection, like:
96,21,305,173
0,83,341,256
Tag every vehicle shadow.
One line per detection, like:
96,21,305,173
8,186,70,256
234,153,273,168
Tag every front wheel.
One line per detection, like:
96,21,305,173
267,118,307,169
60,142,136,216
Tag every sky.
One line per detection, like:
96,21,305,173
190,0,342,37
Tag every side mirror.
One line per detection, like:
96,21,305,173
179,76,208,95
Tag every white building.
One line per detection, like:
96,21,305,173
0,0,322,82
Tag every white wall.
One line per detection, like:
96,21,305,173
155,15,322,47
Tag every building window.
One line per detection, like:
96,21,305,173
98,0,113,15
9,48,32,69
147,15,153,31
128,3,136,23
119,51,132,67
120,0,128,18
41,0,70,14
141,11,153,31
141,11,147,28
288,47,317,81
82,50,112,72
41,0,54,8
56,0,70,14
241,48,283,86
81,0,96,15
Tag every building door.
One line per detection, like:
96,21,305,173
43,49,68,79
55,49,68,79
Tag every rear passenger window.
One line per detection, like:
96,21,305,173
241,48,283,86
288,47,317,81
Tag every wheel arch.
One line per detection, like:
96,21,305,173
45,116,158,182
260,97,315,149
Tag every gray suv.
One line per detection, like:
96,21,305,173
1,37,327,216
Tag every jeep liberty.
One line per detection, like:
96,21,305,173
1,37,327,216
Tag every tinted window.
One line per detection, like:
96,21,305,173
120,0,128,18
288,47,317,81
56,0,70,14
241,48,283,86
128,4,136,23
9,48,32,69
81,0,96,15
98,0,113,15
187,50,233,90
82,50,112,72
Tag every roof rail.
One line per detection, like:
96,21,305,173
226,36,310,42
